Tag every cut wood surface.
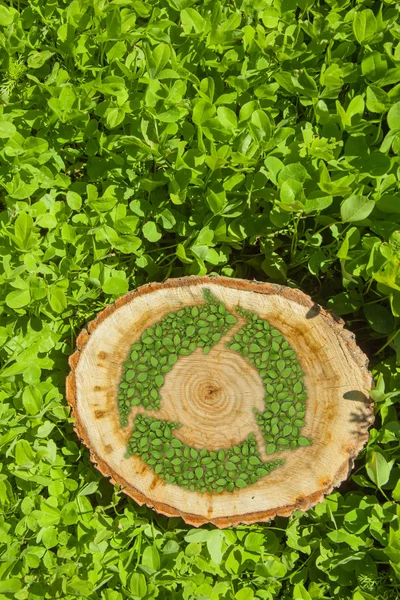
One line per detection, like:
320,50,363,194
66,276,374,528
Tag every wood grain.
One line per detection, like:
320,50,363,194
66,276,374,527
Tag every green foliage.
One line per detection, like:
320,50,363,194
228,305,312,454
1,0,400,598
127,415,282,493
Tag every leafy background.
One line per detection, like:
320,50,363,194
1,0,400,598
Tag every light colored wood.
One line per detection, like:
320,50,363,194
66,276,374,527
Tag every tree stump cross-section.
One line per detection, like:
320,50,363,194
66,276,374,527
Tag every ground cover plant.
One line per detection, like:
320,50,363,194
1,0,400,597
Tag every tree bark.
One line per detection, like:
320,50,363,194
66,276,374,528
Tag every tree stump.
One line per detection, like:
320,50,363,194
66,276,374,527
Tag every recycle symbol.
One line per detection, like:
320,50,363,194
118,288,312,494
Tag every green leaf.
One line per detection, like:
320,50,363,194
0,579,22,594
235,588,254,600
366,451,393,487
353,9,377,45
66,191,82,211
278,163,309,185
153,43,171,77
24,136,48,155
293,584,312,600
6,289,31,309
346,95,365,120
114,235,142,254
142,546,161,570
107,41,126,63
0,5,14,26
176,243,192,264
364,304,394,334
143,221,162,242
181,8,204,35
156,108,183,123
27,50,54,69
206,188,226,214
105,107,125,129
106,8,121,39
340,196,374,222
304,191,332,214
103,277,129,295
184,529,211,543
41,526,58,549
217,107,237,131
0,361,29,378
244,532,264,552
66,578,94,597
157,208,175,230
205,248,221,265
239,101,258,122
393,479,400,502
192,99,215,125
23,386,42,414
261,7,279,28
36,214,57,229
361,52,387,81
280,179,305,209
388,102,400,130
376,194,400,213
250,109,271,142
96,75,125,96
206,530,225,565
78,481,99,496
14,212,34,250
0,120,16,137
265,156,284,185
48,286,67,313
256,556,287,578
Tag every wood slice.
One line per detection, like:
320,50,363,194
66,276,374,528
